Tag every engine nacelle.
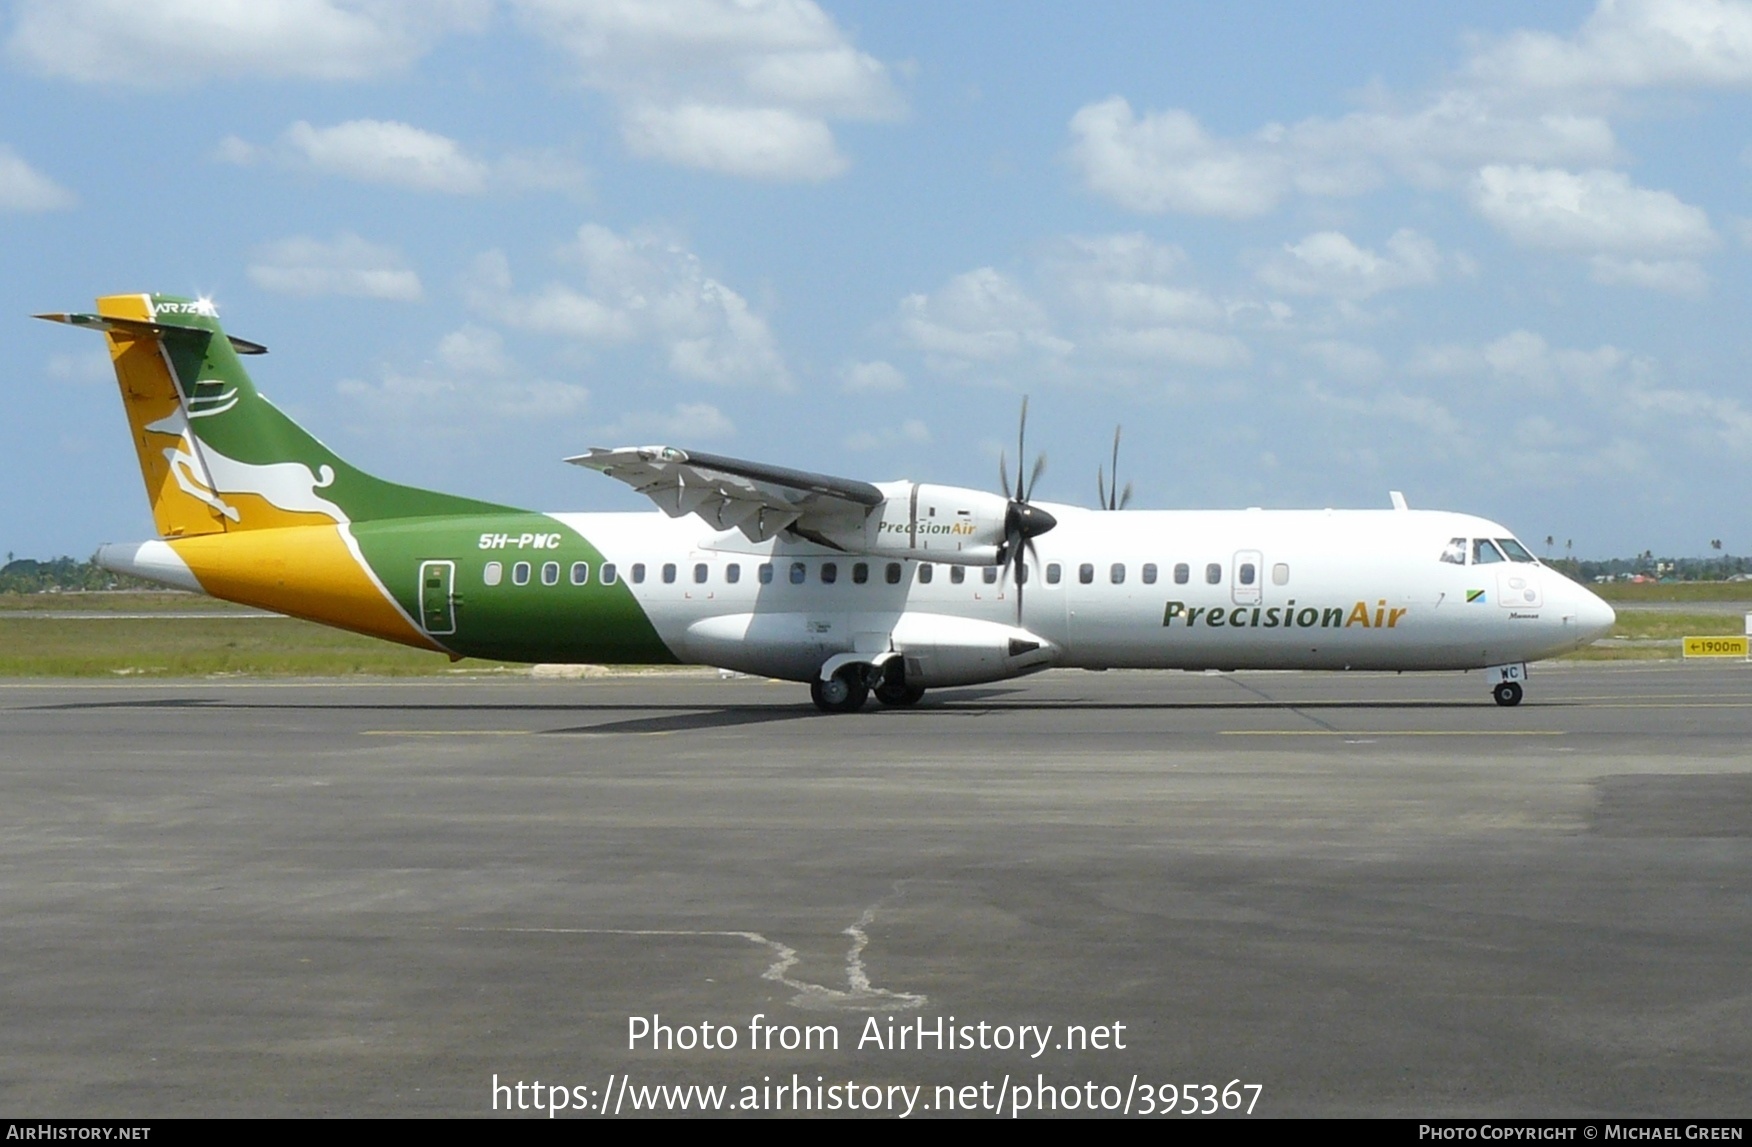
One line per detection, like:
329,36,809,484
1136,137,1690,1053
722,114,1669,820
814,482,1012,566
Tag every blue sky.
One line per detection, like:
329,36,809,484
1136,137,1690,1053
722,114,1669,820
6,0,1752,559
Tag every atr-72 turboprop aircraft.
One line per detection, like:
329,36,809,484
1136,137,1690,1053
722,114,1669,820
40,293,1615,711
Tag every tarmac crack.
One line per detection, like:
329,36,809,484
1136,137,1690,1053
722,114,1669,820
461,888,925,1012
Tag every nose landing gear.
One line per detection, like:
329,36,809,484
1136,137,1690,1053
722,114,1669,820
1487,663,1527,707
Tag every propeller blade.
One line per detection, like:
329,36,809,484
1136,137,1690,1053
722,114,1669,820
1019,537,1044,624
998,451,1011,503
1119,481,1134,511
1015,396,1030,502
1110,426,1123,510
1097,467,1108,512
1026,453,1047,502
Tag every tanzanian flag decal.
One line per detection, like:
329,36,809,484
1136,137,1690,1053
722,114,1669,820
1466,589,1486,603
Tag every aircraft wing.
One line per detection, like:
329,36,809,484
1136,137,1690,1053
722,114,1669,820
567,446,887,545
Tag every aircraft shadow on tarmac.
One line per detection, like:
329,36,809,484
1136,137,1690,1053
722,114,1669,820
32,688,1506,736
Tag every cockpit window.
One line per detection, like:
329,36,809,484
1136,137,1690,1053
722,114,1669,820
1495,538,1537,563
1472,539,1505,565
1440,538,1466,565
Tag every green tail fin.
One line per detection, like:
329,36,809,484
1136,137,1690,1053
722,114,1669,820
39,293,512,537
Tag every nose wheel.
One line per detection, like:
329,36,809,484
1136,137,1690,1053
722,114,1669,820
1492,681,1523,707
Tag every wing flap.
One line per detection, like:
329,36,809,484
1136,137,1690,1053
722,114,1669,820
568,446,882,544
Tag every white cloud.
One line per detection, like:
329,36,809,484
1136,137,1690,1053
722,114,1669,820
0,144,74,211
467,225,790,388
897,234,1255,381
899,268,1064,364
1257,230,1444,299
220,119,588,196
1589,254,1710,295
621,103,845,181
247,233,423,301
595,402,735,443
509,0,902,181
283,120,490,194
7,0,487,86
1301,340,1387,381
1065,3,1752,221
1469,165,1716,255
1067,98,1289,218
1474,328,1752,445
839,360,907,393
337,325,590,423
1067,91,1618,218
1466,0,1752,95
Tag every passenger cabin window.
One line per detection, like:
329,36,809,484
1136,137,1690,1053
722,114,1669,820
662,563,677,584
570,561,589,586
1440,538,1467,565
918,564,934,584
852,562,869,584
1110,563,1125,585
1141,563,1157,585
1174,563,1190,585
1496,538,1537,563
693,563,708,584
601,563,618,585
541,561,559,586
886,563,903,585
1472,539,1505,565
758,563,773,585
1272,562,1290,586
483,561,503,586
950,566,966,584
1205,563,1222,585
1238,562,1256,586
725,564,740,584
630,563,645,584
1046,563,1061,585
789,561,806,585
1079,563,1095,585
982,566,999,584
512,561,531,586
821,562,838,584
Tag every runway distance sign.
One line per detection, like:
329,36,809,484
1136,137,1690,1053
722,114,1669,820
1682,636,1749,658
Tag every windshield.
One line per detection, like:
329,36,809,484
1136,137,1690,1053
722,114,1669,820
1495,537,1538,563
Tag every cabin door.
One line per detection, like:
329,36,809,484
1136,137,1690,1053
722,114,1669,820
419,560,457,635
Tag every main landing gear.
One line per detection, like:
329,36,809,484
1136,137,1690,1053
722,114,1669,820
810,667,869,713
810,660,926,713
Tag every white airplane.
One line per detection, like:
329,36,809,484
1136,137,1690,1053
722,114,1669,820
45,293,1617,711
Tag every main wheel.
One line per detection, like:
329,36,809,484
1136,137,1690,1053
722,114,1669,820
874,682,926,707
1492,681,1523,707
810,670,869,713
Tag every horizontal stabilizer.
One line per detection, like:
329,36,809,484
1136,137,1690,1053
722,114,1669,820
34,311,268,355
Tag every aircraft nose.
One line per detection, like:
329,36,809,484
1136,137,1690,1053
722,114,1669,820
1574,585,1616,642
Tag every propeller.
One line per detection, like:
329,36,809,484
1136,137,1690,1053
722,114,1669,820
995,396,1058,621
1097,425,1134,511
